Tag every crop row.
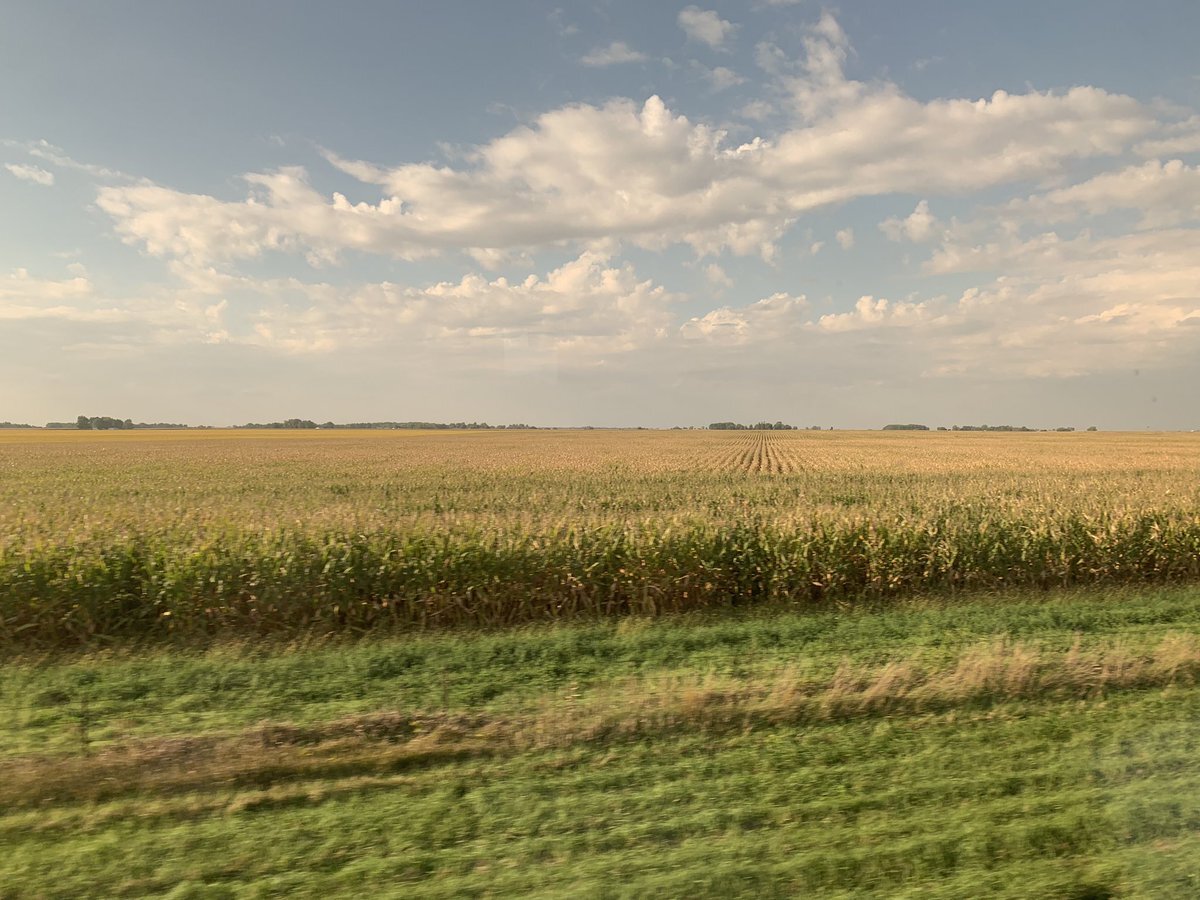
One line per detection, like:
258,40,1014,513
4,510,1200,647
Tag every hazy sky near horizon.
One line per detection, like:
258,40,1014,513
3,1,1200,428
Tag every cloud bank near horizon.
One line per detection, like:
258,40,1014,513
3,7,1200,426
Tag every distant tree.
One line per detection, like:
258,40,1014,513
951,424,1035,432
883,424,929,431
86,416,130,430
710,421,795,430
1087,426,1098,432
76,415,92,430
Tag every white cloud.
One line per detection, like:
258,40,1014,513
753,41,790,77
242,251,676,361
880,200,940,242
1005,159,1200,229
549,8,579,37
776,12,862,119
678,7,737,49
1,139,127,180
683,232,1200,383
0,267,90,303
4,163,54,186
704,66,746,90
835,227,855,249
580,41,647,67
92,14,1157,278
879,213,1200,377
704,262,733,287
0,266,247,355
1135,116,1200,157
818,295,927,332
738,99,773,121
681,292,806,343
0,250,680,369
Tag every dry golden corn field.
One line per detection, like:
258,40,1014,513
3,427,1200,648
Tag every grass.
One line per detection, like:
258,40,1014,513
3,587,1200,897
3,429,1200,647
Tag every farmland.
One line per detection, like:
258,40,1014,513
4,428,1200,897
2,428,1200,647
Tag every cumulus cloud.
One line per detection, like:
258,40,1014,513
0,268,91,308
678,7,737,49
818,295,927,332
881,200,940,242
674,208,1200,381
0,249,683,371
1005,159,1200,229
73,10,1196,392
211,252,677,362
681,292,806,343
0,267,214,340
96,68,1151,269
4,163,54,186
1135,116,1200,157
580,41,647,66
863,205,1200,377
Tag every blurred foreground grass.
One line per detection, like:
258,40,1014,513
4,588,1200,898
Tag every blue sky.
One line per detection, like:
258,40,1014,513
3,1,1200,427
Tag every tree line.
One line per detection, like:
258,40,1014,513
885,424,1098,432
708,422,798,430
238,420,538,430
67,416,189,430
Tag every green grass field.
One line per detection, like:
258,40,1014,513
4,430,1200,896
4,588,1200,897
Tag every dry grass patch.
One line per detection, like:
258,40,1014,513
6,632,1198,811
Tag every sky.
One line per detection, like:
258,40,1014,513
3,1,1200,429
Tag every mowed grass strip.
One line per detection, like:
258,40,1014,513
5,629,1200,807
3,590,1200,897
6,585,1200,756
5,694,1200,899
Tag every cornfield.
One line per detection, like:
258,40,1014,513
3,428,1200,647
